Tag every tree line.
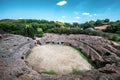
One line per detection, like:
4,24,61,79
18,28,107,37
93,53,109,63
0,19,120,40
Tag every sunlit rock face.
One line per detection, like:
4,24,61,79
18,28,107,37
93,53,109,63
26,44,92,74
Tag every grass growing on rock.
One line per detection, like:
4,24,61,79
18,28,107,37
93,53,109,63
25,50,33,68
72,68,86,74
71,46,88,61
25,50,31,59
40,70,57,75
71,45,97,69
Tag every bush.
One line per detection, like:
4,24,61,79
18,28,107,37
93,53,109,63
116,31,120,34
24,24,34,39
36,28,43,37
107,34,115,40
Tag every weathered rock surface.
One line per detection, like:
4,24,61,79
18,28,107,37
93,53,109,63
39,33,120,67
0,34,39,80
0,33,120,80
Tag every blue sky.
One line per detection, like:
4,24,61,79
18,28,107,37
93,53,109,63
0,0,120,23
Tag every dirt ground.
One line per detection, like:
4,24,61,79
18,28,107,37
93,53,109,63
26,44,92,74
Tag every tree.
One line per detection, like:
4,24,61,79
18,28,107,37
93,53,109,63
89,21,95,26
104,22,120,33
104,19,110,23
81,22,94,29
64,23,72,28
36,28,43,37
55,21,65,28
31,22,40,34
73,22,80,28
116,20,120,22
24,24,34,39
95,19,103,26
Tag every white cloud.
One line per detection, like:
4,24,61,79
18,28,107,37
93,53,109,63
82,12,90,16
93,14,97,16
82,12,97,17
57,0,67,6
75,16,81,19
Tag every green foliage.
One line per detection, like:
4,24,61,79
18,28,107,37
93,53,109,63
108,35,120,42
0,28,5,34
72,69,84,73
94,19,103,26
104,22,120,34
104,19,110,23
71,46,88,61
0,19,120,42
71,45,97,69
56,21,65,28
36,28,43,37
0,22,25,35
64,22,72,28
30,22,40,34
25,51,31,59
24,24,35,39
73,22,80,28
47,27,120,42
81,21,94,29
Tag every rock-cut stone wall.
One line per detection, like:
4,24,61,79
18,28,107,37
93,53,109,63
0,33,120,80
38,33,120,68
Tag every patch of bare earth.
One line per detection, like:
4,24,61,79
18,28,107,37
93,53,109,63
95,25,110,30
26,44,92,75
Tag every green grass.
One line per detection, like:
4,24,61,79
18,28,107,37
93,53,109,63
25,50,31,59
24,51,31,66
40,70,57,75
71,45,97,69
71,46,88,61
72,69,85,73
